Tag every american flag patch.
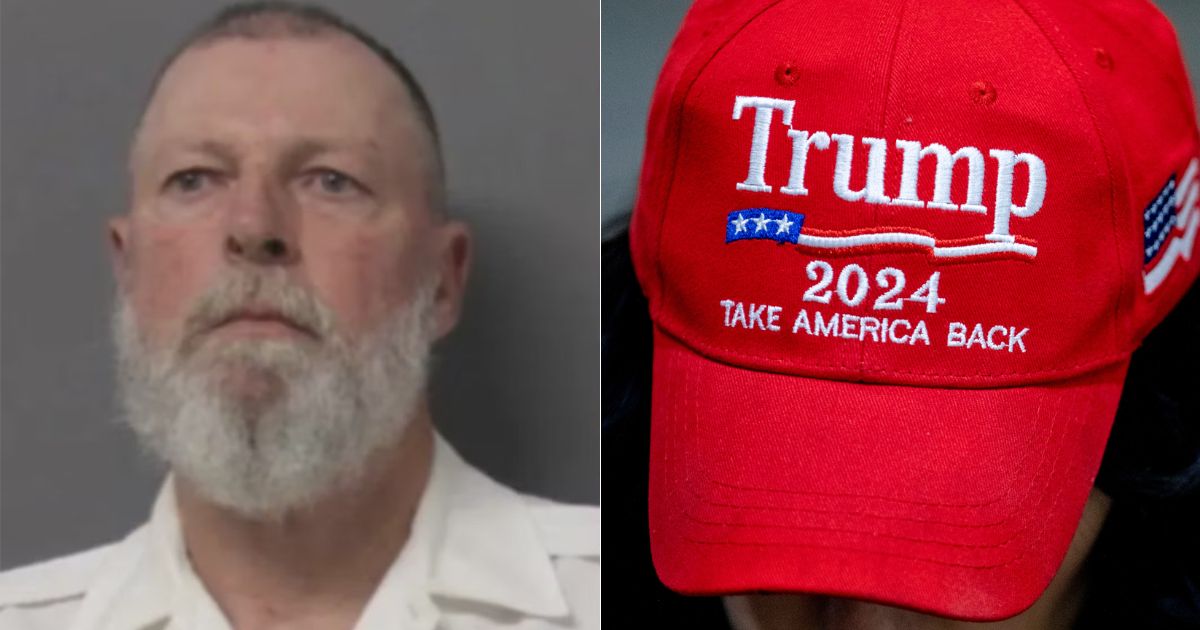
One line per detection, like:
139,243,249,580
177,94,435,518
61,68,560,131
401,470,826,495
1143,157,1200,294
1143,176,1177,265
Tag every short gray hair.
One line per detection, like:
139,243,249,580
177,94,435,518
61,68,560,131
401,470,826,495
139,1,446,210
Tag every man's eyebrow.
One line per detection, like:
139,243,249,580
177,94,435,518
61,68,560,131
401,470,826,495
288,137,384,159
147,138,240,165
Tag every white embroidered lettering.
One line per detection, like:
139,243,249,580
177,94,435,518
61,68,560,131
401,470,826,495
835,264,869,307
766,306,782,331
894,141,986,212
789,309,924,347
966,323,988,349
733,97,795,193
728,96,1047,254
947,322,967,347
986,325,1007,350
988,149,1046,242
948,321,1030,352
832,135,891,204
814,311,839,337
860,316,881,342
781,130,831,196
792,309,811,334
910,321,931,346
720,299,735,327
840,314,860,339
748,303,768,330
731,302,747,328
1008,327,1029,353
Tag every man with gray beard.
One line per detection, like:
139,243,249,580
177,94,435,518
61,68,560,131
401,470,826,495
0,4,599,629
115,269,436,519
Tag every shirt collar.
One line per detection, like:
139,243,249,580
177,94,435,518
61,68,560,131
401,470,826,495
423,434,571,618
72,432,571,629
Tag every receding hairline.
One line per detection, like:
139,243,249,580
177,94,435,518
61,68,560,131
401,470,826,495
131,2,446,210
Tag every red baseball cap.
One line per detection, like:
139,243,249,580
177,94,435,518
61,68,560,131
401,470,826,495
629,0,1200,620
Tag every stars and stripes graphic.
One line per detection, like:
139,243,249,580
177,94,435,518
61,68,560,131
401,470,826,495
725,209,1038,260
1143,157,1200,294
1143,176,1178,264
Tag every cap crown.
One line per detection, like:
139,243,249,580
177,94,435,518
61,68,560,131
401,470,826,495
631,0,1200,386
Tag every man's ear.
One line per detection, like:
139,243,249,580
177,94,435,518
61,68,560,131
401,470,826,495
108,214,132,293
430,219,472,340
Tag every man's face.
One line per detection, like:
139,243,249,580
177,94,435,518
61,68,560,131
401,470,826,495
117,33,462,364
109,33,469,516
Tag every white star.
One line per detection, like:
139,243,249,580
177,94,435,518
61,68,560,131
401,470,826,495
775,214,794,235
730,213,750,234
751,213,771,233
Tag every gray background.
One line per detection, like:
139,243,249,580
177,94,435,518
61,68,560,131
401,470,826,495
1,1,598,568
602,0,1200,224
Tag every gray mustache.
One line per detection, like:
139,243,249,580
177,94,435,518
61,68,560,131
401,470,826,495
180,272,334,353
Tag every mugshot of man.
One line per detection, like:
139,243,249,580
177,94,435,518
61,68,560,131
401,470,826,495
0,3,598,629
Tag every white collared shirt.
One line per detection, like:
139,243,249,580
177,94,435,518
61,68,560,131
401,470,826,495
0,435,599,629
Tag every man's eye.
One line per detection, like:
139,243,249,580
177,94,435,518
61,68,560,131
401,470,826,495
164,169,219,194
306,169,366,197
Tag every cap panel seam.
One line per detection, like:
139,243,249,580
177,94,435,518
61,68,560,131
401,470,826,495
1008,0,1129,357
863,0,912,379
648,0,787,319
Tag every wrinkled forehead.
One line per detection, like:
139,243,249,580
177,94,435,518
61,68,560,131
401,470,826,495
132,33,428,166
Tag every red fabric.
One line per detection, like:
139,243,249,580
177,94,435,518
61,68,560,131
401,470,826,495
649,329,1125,620
630,0,1200,620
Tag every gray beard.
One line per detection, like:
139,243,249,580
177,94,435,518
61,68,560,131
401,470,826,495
113,272,436,520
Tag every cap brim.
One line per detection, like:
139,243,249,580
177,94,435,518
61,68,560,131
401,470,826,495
647,327,1127,621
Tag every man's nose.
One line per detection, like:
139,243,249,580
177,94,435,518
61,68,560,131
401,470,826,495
223,177,298,266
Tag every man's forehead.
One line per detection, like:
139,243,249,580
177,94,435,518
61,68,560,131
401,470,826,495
135,34,420,155
145,135,385,161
